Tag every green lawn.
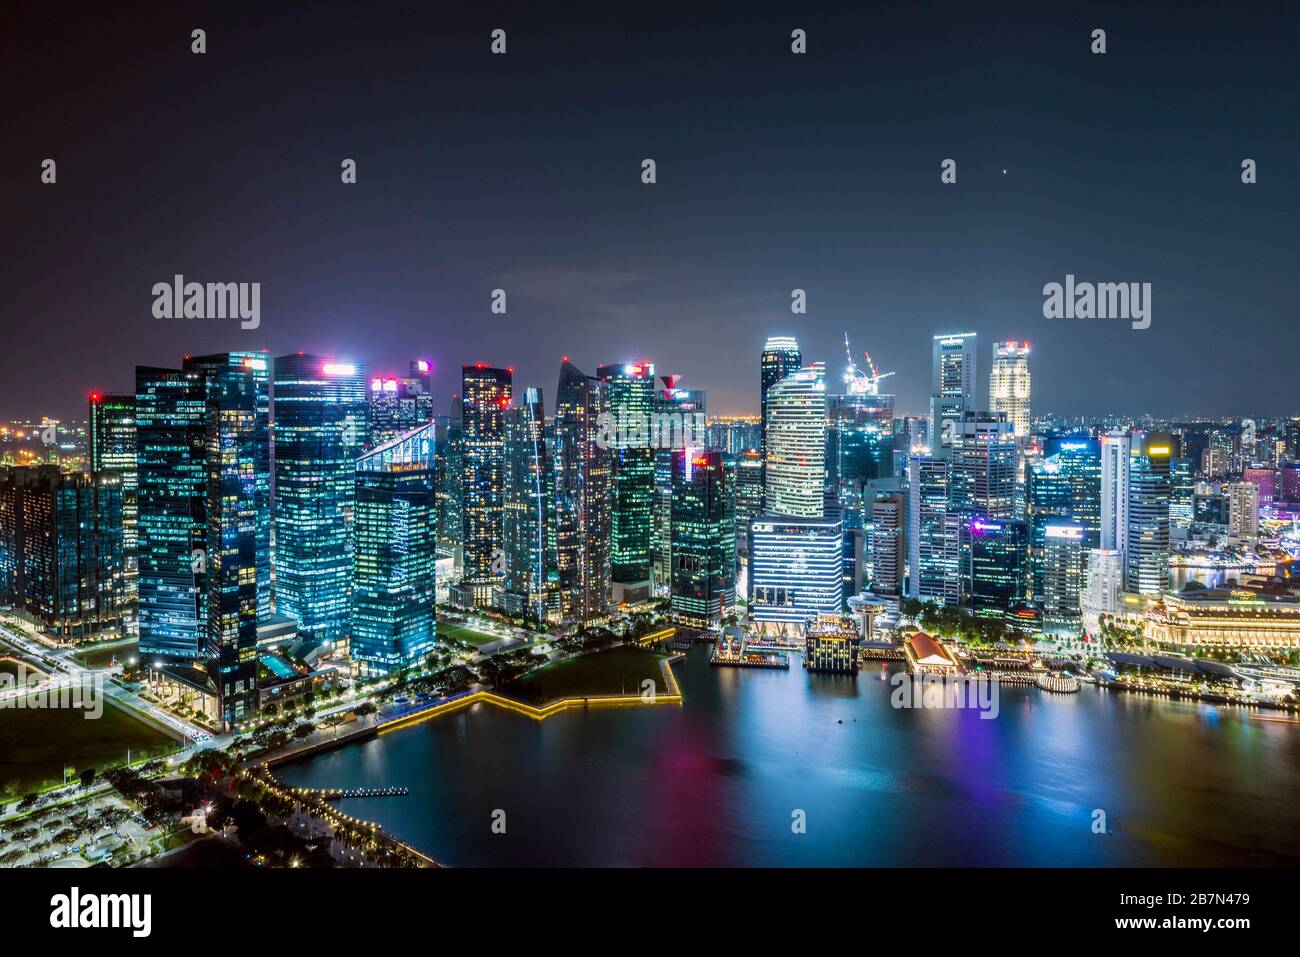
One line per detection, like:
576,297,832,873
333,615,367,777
511,646,669,703
0,698,179,798
73,640,137,669
437,622,502,648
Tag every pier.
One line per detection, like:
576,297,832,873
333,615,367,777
709,653,789,669
318,786,410,799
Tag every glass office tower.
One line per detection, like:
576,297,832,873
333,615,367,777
187,352,268,726
352,422,438,676
965,517,1028,620
759,336,801,508
135,366,206,663
502,388,554,623
89,392,138,606
272,354,368,647
597,362,656,603
552,359,611,624
670,449,736,629
459,364,512,606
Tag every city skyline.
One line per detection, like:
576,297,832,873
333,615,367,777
4,0,1300,902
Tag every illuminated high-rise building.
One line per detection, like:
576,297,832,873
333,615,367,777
747,514,843,632
0,466,126,639
135,354,269,727
367,358,435,448
1026,436,1100,600
964,517,1027,620
989,341,1031,437
272,354,367,647
89,392,139,606
759,336,801,507
908,456,960,606
434,396,464,568
1227,481,1260,540
1169,456,1195,536
749,361,842,632
949,412,1017,520
135,366,206,662
929,332,976,450
869,491,905,598
1242,466,1276,511
552,359,611,623
1081,548,1124,636
826,393,892,514
502,388,554,622
652,382,705,586
597,362,656,603
459,364,512,605
733,448,763,557
1040,521,1086,634
1125,437,1172,595
352,422,438,677
670,449,735,629
187,352,270,726
1100,431,1132,552
764,363,827,518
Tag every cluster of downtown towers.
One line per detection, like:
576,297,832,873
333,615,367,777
8,331,1245,729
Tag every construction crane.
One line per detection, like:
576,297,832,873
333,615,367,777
842,331,895,396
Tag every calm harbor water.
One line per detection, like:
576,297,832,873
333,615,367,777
276,647,1300,866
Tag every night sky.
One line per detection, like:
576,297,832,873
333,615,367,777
3,0,1297,424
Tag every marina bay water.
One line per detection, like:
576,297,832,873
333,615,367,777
276,647,1300,866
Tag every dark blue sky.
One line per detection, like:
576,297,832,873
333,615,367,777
3,0,1297,423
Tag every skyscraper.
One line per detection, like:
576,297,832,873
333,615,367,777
908,455,960,605
135,354,270,728
652,382,706,586
1040,521,1086,634
89,393,138,606
825,393,892,514
552,359,611,624
1100,431,1132,552
732,448,763,557
929,332,976,450
187,352,270,726
434,396,464,568
869,491,905,598
0,466,126,639
964,517,1027,620
1081,548,1124,636
669,449,735,629
988,341,1031,437
367,359,435,448
135,365,206,663
764,363,827,518
747,514,844,631
272,354,367,647
759,336,801,508
352,422,438,677
1125,439,1172,595
749,361,843,633
597,362,656,603
748,361,843,632
1026,436,1101,601
1227,481,1260,540
949,412,1017,520
502,387,554,622
459,364,512,606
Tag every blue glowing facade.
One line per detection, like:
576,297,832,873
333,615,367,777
351,422,438,676
272,354,368,647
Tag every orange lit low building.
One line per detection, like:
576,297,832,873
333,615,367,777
904,631,958,675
